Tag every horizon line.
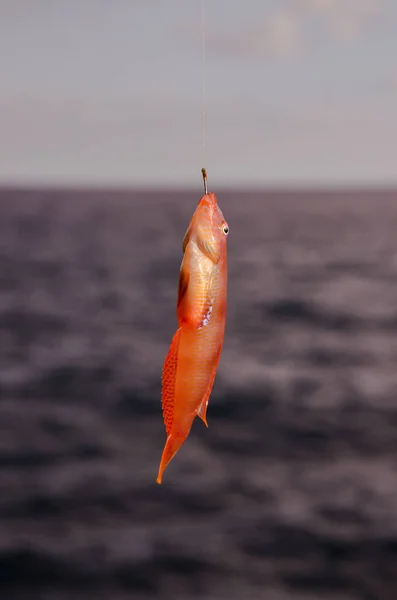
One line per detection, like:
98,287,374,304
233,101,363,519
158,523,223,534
0,182,397,195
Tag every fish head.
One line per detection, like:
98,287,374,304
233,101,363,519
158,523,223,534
182,193,229,264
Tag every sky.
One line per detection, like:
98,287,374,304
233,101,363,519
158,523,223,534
0,0,397,188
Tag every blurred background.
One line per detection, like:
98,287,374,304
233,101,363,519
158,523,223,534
1,1,397,599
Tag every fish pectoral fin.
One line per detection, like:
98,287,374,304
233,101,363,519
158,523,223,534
177,253,214,330
161,327,182,436
197,237,220,265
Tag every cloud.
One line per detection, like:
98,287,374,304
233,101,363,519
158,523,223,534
298,0,385,41
243,9,303,58
188,8,303,61
181,0,387,63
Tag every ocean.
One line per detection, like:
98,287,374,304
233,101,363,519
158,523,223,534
1,187,397,600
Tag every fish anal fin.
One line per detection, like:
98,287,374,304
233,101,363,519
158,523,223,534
161,327,182,436
197,352,221,427
197,400,208,427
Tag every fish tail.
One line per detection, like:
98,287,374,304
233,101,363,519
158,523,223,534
156,432,187,484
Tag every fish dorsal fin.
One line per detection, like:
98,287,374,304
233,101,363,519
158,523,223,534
161,327,182,436
182,206,199,253
182,226,192,253
177,264,190,308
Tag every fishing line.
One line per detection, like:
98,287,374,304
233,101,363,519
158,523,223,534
201,0,207,169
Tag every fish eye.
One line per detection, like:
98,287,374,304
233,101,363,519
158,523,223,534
222,224,229,236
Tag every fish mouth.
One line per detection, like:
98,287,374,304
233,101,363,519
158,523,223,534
199,192,217,209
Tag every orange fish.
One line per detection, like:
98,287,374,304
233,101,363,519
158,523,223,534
157,169,229,484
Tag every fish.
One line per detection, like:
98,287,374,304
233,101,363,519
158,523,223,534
156,169,229,484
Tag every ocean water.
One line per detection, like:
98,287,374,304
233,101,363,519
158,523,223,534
1,187,397,600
